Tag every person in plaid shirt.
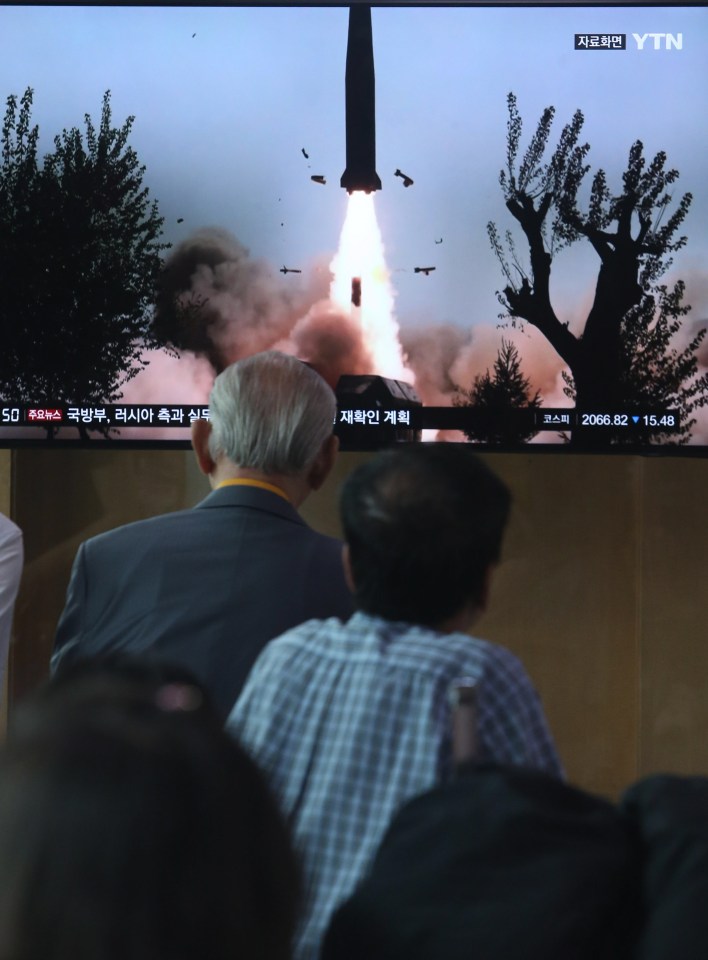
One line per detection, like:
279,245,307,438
228,444,562,960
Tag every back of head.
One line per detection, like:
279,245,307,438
340,444,511,626
0,660,299,960
208,350,336,474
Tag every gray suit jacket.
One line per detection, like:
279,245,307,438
52,485,354,716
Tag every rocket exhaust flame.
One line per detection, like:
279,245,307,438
330,192,411,382
334,6,412,385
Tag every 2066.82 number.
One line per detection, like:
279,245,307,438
581,414,629,427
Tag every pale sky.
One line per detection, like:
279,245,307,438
2,3,706,334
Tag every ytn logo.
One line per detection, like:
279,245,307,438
632,33,683,50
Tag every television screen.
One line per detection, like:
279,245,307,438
1,2,706,450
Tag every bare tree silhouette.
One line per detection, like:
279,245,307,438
488,93,708,445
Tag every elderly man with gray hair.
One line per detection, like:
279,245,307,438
52,351,353,717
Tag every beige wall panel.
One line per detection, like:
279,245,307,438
639,457,708,778
474,454,640,799
299,451,370,538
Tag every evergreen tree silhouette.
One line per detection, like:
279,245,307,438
454,338,541,445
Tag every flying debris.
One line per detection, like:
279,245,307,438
435,237,443,244
280,266,302,275
351,277,362,307
414,266,436,276
394,168,414,188
192,32,196,37
311,175,327,185
340,5,382,194
176,218,184,224
302,148,309,158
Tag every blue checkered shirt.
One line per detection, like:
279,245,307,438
227,612,562,960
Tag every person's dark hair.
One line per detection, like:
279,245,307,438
48,654,222,719
0,659,300,960
340,445,511,626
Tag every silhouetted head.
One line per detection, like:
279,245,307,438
0,659,300,960
340,445,511,627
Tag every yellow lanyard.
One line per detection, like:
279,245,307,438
215,478,290,503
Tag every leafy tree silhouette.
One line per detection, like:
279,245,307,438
454,338,541,445
0,88,169,436
487,93,708,445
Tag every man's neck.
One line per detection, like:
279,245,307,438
435,604,481,635
210,466,310,508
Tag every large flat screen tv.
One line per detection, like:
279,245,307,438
1,2,706,450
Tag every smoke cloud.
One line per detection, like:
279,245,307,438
145,226,573,414
401,322,569,408
136,228,708,446
401,324,473,405
149,227,376,390
288,300,374,387
150,227,573,407
153,228,308,370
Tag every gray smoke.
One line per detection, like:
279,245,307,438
152,227,372,388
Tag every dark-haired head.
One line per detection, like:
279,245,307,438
0,659,300,960
340,445,511,627
46,653,220,720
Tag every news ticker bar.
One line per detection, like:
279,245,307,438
0,405,210,428
0,405,680,432
337,408,679,432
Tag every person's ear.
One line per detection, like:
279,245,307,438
307,434,339,491
341,543,355,594
191,419,216,476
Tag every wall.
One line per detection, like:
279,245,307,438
639,458,708,776
6,446,708,799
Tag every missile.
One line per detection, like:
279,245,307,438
340,5,382,194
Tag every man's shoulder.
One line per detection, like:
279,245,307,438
242,615,519,684
79,488,343,558
251,615,348,661
78,487,292,551
350,620,534,696
370,620,495,670
232,617,347,690
227,617,347,719
445,630,524,670
435,629,533,690
81,505,198,554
